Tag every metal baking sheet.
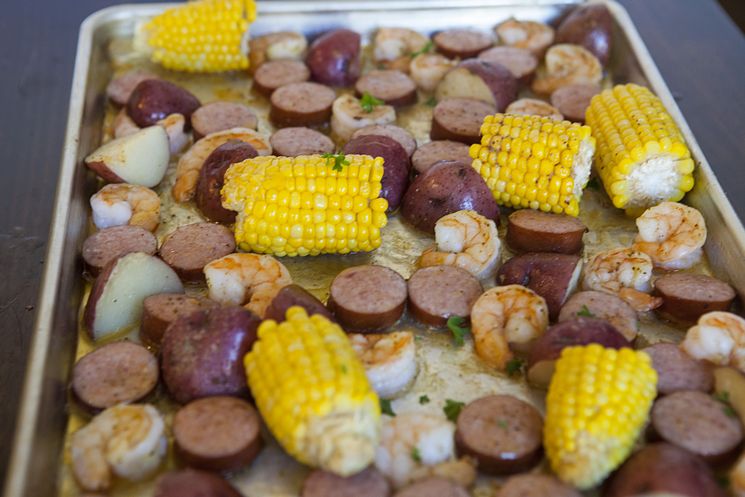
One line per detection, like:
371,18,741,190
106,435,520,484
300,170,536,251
6,1,745,496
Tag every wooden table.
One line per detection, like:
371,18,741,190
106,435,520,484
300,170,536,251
1,0,744,486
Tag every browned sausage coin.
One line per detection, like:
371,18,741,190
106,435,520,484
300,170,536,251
455,394,543,474
393,477,469,497
270,82,336,127
434,29,493,59
497,474,580,497
407,266,482,327
352,124,417,158
264,284,335,323
159,222,236,282
654,272,736,324
355,70,417,107
328,265,407,332
558,290,638,342
506,209,586,255
478,46,538,84
254,60,311,97
154,469,243,497
106,69,157,106
430,98,496,144
270,127,335,157
141,293,217,347
643,343,713,395
71,341,158,412
411,140,471,175
550,84,600,123
82,225,157,276
301,467,390,497
173,396,262,471
191,101,259,141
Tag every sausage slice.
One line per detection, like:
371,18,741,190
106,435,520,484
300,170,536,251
173,396,262,471
355,70,417,107
82,225,157,276
264,284,335,323
393,477,469,497
352,124,417,158
106,69,157,106
654,273,736,324
643,343,713,395
434,29,493,59
141,293,217,347
270,127,335,157
253,60,311,97
301,467,390,497
650,390,743,463
455,394,543,475
270,82,336,127
497,474,580,497
328,265,407,332
430,98,496,144
407,265,482,327
558,290,638,342
506,209,586,255
549,83,600,123
159,222,236,282
411,140,471,175
478,46,538,84
71,341,158,411
191,101,258,141
154,469,243,497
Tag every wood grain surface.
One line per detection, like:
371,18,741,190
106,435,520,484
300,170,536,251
1,0,744,487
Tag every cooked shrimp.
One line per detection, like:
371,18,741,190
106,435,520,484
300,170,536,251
532,44,602,95
409,53,456,92
90,183,160,232
157,113,189,155
172,127,271,203
419,210,501,280
470,285,549,370
374,28,429,63
409,457,477,488
204,253,292,318
71,404,166,492
495,19,554,56
375,412,456,488
350,331,417,399
582,247,655,312
632,201,707,270
681,311,745,373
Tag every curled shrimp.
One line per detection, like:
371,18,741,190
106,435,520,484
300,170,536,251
71,404,166,492
375,412,456,488
632,201,707,270
419,210,501,280
90,183,160,232
350,331,417,399
204,253,292,318
373,27,429,70
681,311,745,373
409,53,456,92
495,19,554,56
470,285,549,370
532,44,602,95
172,127,271,203
582,247,659,311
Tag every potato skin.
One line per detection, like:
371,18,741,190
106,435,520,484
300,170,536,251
528,318,629,368
127,79,201,127
307,29,361,86
458,59,518,112
195,140,258,223
555,4,613,66
401,160,499,233
264,284,335,323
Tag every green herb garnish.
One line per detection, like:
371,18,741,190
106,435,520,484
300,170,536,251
505,357,526,377
411,447,422,462
360,92,385,113
577,305,595,318
340,364,348,373
425,96,437,107
321,152,350,172
409,40,433,58
497,419,509,430
447,316,470,347
419,394,431,405
443,399,465,422
715,391,738,418
380,398,396,416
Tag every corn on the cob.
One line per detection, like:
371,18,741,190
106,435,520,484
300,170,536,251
137,0,257,72
245,306,380,476
222,154,389,257
586,83,694,216
470,114,596,217
544,344,657,489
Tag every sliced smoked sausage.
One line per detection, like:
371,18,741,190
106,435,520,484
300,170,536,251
478,46,537,84
654,272,736,324
407,265,482,327
352,124,417,158
154,469,243,497
411,140,471,175
159,223,236,282
643,343,714,395
141,293,217,347
434,29,493,59
550,84,600,123
301,467,391,497
253,60,311,97
106,69,156,106
558,290,638,342
270,82,336,127
506,209,586,255
355,70,417,107
430,98,496,144
497,474,580,497
270,127,335,157
191,101,259,141
393,477,469,497
82,225,157,276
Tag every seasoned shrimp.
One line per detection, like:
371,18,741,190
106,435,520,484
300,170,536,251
632,201,707,270
71,404,166,492
419,210,501,280
532,44,602,95
375,412,456,488
470,285,549,370
681,311,745,373
204,253,292,318
495,19,554,56
350,331,417,399
409,52,457,93
172,127,271,203
582,247,657,311
90,183,160,232
374,27,429,64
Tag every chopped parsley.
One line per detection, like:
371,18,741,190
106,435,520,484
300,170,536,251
505,357,526,377
380,398,396,416
714,391,738,418
497,419,509,430
340,364,348,374
425,96,438,107
411,447,422,462
360,92,385,113
577,305,595,318
443,399,465,422
447,316,470,347
409,40,433,58
419,394,431,405
321,152,350,172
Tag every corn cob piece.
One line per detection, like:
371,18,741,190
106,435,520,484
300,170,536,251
470,114,596,217
586,83,695,216
137,0,257,72
245,306,380,476
222,154,388,257
544,344,657,489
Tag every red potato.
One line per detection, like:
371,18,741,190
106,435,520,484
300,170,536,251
191,101,258,141
307,29,362,86
435,59,518,111
141,293,217,347
497,252,583,319
527,317,629,387
154,469,243,497
248,31,308,73
264,284,335,323
253,60,311,97
558,290,638,342
83,252,184,341
411,140,471,175
401,160,499,233
351,124,417,158
495,19,554,57
477,46,537,84
433,29,493,59
506,209,586,255
555,4,614,66
355,70,417,107
430,97,496,144
126,79,201,127
161,306,260,404
81,225,157,276
195,140,258,224
85,126,170,188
